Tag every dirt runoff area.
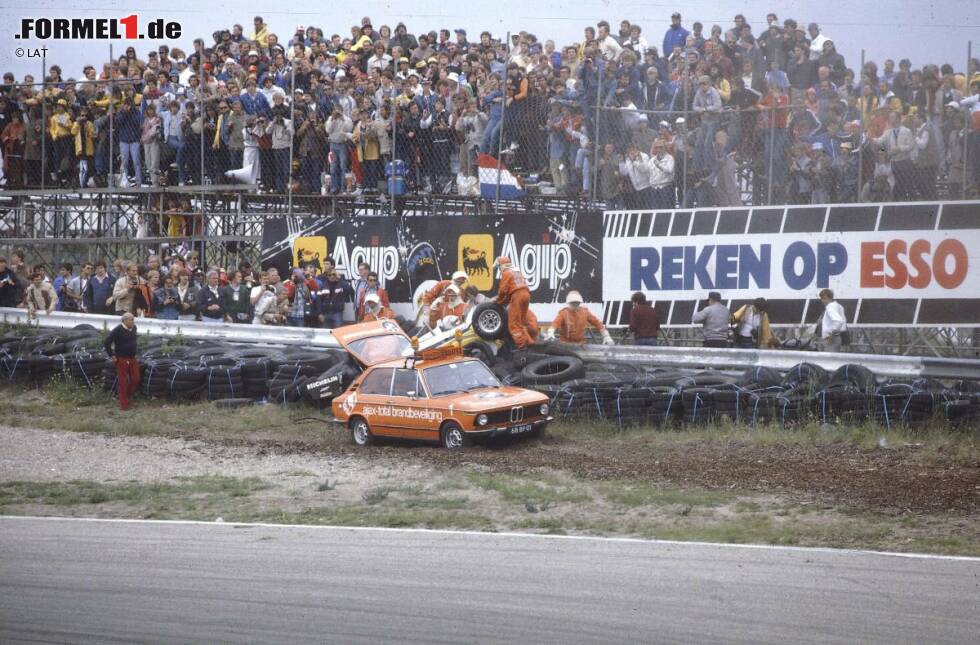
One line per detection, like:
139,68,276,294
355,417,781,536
1,419,978,555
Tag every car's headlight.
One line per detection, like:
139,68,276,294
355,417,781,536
476,414,488,426
539,404,549,416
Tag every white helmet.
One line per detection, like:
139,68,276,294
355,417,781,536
566,290,583,305
452,270,468,282
445,284,461,298
365,293,381,305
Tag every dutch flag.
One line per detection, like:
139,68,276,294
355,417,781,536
477,153,525,200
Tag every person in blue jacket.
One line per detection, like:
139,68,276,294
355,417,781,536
663,12,690,59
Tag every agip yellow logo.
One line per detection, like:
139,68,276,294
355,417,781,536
293,236,328,276
458,234,493,291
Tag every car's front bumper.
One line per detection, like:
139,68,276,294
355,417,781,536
465,416,553,439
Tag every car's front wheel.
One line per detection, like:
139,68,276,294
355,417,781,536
440,421,471,450
350,416,374,447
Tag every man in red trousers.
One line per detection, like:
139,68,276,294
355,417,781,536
103,312,141,410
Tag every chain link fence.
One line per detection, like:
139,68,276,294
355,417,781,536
0,42,976,214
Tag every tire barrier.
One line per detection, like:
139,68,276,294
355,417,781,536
538,355,979,430
3,326,979,427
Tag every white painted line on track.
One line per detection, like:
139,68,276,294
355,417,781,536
3,515,979,562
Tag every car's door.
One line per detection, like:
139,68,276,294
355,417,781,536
354,368,396,436
384,368,441,441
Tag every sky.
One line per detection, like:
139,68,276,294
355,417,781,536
1,0,977,81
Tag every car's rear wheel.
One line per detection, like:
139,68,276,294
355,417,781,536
350,416,374,446
441,421,471,450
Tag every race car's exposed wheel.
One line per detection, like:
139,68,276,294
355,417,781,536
472,303,509,341
350,417,374,447
441,421,470,450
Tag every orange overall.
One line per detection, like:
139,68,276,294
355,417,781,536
429,299,467,328
422,280,458,306
496,269,533,349
552,306,605,344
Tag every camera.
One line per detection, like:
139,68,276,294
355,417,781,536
266,285,276,293
129,277,139,287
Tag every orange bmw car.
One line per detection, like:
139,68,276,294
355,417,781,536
331,353,553,450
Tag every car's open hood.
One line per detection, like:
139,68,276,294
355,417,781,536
330,320,412,366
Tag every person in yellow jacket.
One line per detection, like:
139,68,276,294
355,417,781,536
544,290,614,345
731,297,781,349
48,98,73,184
71,110,96,188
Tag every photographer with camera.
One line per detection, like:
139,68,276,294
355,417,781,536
153,273,181,320
251,271,282,325
111,262,141,314
284,268,313,327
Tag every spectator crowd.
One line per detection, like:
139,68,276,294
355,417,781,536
0,247,478,329
1,12,978,209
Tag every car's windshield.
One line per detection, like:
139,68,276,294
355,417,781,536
423,360,501,396
346,334,411,365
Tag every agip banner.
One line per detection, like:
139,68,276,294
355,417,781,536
261,212,602,318
602,202,980,327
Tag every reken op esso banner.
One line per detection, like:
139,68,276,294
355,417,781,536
601,202,980,327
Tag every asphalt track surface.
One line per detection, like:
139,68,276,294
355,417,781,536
1,517,978,644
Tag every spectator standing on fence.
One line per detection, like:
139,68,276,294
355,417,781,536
648,139,675,209
71,110,96,188
197,270,226,323
325,106,353,194
819,289,848,352
692,291,730,348
874,111,916,200
628,292,660,346
115,99,143,187
265,113,293,193
619,143,653,209
141,105,163,186
104,313,140,411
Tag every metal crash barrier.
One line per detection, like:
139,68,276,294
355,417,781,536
3,307,979,381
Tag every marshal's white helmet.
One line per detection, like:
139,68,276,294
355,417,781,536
566,290,584,305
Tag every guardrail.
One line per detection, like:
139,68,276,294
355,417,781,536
575,345,980,381
4,307,979,381
0,308,341,349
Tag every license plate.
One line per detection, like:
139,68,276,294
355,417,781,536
510,423,533,435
